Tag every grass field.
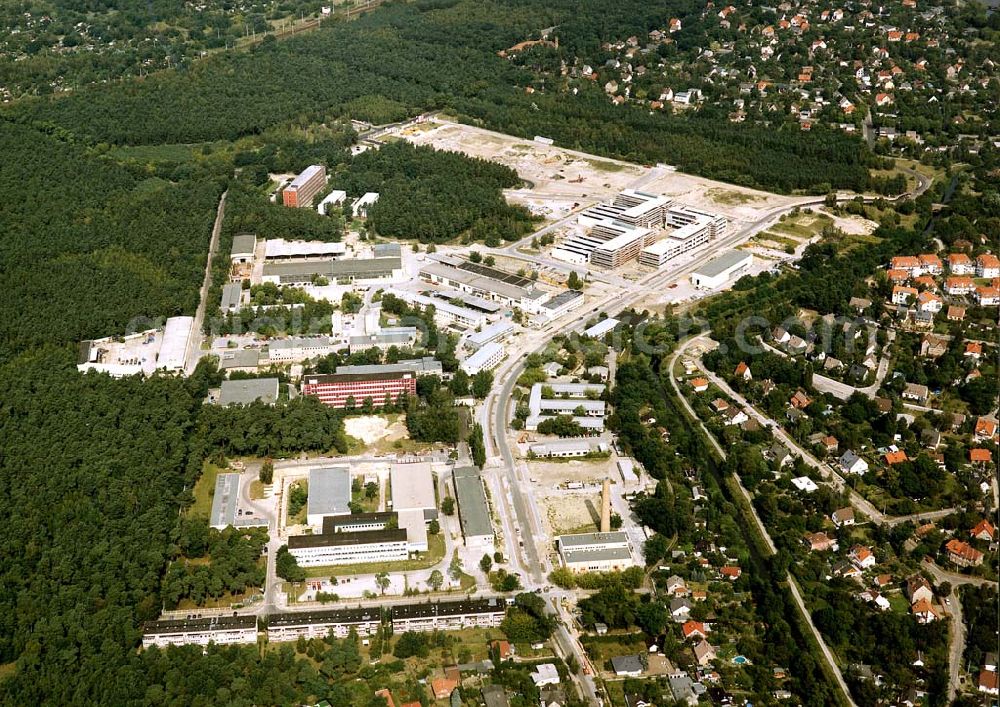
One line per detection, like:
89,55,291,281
585,158,630,173
287,480,308,526
707,187,763,205
189,460,226,518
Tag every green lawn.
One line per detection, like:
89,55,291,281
580,633,648,664
188,460,226,519
287,480,309,526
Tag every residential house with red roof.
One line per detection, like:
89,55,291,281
945,539,984,567
976,254,1000,278
947,253,974,274
970,519,996,542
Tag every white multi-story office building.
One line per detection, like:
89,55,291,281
287,528,409,567
639,217,712,268
666,205,728,238
267,337,338,363
460,341,505,375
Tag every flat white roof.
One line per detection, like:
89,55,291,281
394,291,485,323
463,341,504,370
288,164,325,189
791,476,819,493
693,250,752,278
390,463,436,512
582,318,619,338
529,439,596,455
268,336,333,351
468,321,515,346
158,316,194,371
265,239,346,259
617,189,673,218
593,226,650,253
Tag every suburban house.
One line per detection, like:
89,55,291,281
805,531,838,552
906,575,934,605
902,383,929,403
911,598,941,624
971,519,996,542
839,450,869,475
850,545,876,569
945,539,984,567
832,507,855,527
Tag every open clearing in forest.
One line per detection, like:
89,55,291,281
401,118,809,227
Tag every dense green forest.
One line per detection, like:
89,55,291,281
337,142,535,244
5,0,872,192
0,353,207,703
0,122,221,361
161,522,267,609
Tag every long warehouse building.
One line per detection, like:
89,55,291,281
452,466,495,549
262,257,402,286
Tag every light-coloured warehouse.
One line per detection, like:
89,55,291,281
557,531,636,573
690,250,753,290
306,467,352,528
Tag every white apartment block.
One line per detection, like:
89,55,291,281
265,609,381,643
390,599,506,633
142,616,258,649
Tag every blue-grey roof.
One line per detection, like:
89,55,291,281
452,466,493,540
307,467,351,518
219,378,280,406
209,473,241,529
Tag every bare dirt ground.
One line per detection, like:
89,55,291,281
344,415,407,445
402,121,641,205
528,457,616,536
645,177,804,222
820,208,879,236
401,119,809,228
528,458,617,485
540,492,601,536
